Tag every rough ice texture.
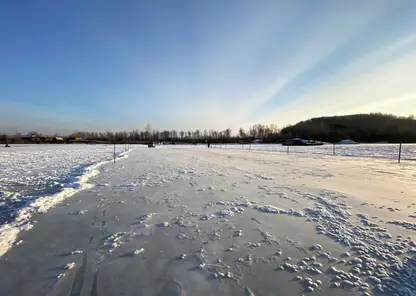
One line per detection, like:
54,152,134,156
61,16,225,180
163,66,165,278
0,144,132,256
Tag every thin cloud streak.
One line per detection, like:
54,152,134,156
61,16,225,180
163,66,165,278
258,51,416,127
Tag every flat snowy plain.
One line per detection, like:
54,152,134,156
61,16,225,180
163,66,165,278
0,145,415,296
211,143,416,161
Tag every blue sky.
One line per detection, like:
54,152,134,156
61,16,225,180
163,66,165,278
1,0,415,134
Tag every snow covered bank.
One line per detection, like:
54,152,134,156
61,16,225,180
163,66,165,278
0,145,134,257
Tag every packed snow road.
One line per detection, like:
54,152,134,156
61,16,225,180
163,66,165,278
0,147,415,296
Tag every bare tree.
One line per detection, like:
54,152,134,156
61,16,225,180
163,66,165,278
144,124,152,141
225,128,231,139
152,130,160,141
161,130,169,140
238,128,245,138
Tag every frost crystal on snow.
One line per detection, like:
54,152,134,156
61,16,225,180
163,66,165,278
387,220,416,231
71,210,88,215
137,213,153,224
310,244,322,251
254,205,285,214
133,248,145,255
64,262,75,270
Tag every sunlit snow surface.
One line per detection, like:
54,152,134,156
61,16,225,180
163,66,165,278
0,145,415,296
206,143,416,161
0,144,131,255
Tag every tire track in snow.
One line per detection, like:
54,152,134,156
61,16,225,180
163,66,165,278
69,253,87,296
89,270,99,296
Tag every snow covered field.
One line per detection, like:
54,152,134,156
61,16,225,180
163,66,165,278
210,143,416,161
0,146,415,296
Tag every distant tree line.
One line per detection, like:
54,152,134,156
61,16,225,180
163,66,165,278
0,123,282,144
65,123,282,143
280,113,416,143
1,113,415,144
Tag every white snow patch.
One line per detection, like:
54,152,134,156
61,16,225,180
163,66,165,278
256,174,273,180
133,248,145,255
64,262,75,270
71,210,88,215
14,240,23,246
159,222,170,227
254,205,285,214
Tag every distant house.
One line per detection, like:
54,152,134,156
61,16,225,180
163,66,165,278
22,132,41,141
67,136,82,142
52,136,64,141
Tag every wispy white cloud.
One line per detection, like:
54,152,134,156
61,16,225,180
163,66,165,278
164,1,412,131
257,50,416,127
182,28,416,132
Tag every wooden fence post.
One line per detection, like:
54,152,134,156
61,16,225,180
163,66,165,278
333,143,336,156
398,142,402,163
114,144,116,163
287,145,289,154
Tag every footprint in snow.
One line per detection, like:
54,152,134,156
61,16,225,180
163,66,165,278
158,280,186,296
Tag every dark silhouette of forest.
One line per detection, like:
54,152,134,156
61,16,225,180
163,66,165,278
1,113,415,144
280,113,416,143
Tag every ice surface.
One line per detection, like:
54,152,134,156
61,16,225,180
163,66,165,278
0,144,133,256
0,146,415,296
